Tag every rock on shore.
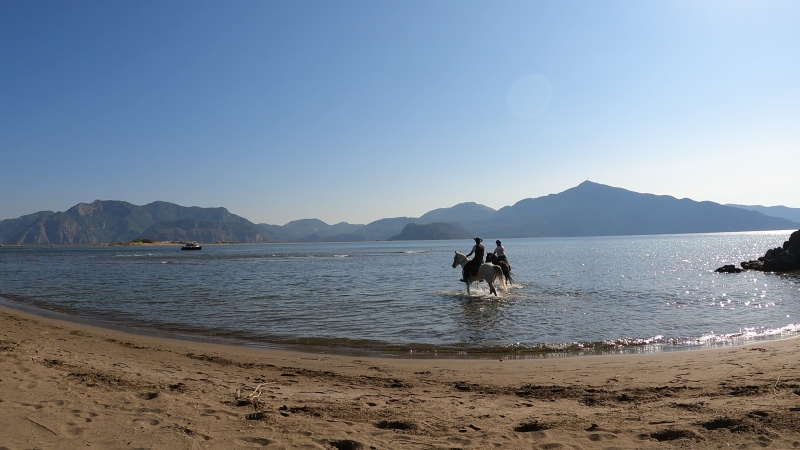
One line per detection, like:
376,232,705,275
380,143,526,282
716,229,800,273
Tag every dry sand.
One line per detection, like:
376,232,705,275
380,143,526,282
2,304,800,449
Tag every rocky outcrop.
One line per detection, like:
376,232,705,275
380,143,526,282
714,264,744,273
388,222,473,241
14,213,100,245
716,230,800,273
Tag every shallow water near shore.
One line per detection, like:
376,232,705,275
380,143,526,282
1,231,799,358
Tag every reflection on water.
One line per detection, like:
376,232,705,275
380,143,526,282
0,231,798,357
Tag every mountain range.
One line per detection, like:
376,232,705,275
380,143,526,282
1,181,798,245
724,204,800,224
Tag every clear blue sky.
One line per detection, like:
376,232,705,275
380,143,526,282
2,1,798,225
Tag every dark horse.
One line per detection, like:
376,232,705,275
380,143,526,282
485,253,513,284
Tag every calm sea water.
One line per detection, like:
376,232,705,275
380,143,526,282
1,231,799,358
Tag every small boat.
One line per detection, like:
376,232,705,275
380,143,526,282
181,242,202,250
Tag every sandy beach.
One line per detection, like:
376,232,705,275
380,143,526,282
2,305,800,449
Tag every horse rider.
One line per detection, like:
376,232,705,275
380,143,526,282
493,240,507,263
460,237,485,283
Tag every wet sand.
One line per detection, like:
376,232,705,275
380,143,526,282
2,304,800,449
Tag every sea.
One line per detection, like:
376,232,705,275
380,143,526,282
1,231,799,359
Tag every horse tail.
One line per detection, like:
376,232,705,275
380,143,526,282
494,265,507,293
505,265,514,285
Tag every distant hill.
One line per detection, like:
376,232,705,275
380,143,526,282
0,200,361,245
0,210,56,244
282,219,363,242
389,222,473,241
140,219,269,243
726,204,800,224
327,217,416,242
2,182,797,244
417,202,495,227
0,200,262,245
475,181,799,238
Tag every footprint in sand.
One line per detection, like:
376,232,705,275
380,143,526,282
134,418,161,427
375,420,417,431
140,392,159,400
233,437,272,447
588,433,617,442
62,421,86,437
330,439,364,450
13,401,43,410
71,410,99,423
200,408,224,420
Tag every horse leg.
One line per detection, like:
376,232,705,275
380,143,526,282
488,280,496,296
494,267,508,293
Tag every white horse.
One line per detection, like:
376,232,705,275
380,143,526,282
452,251,508,296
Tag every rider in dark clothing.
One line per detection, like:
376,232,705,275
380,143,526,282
461,237,485,283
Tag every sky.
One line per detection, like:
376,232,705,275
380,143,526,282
1,1,798,225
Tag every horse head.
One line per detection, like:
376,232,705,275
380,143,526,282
452,251,466,268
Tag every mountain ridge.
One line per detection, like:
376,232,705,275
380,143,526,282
725,204,800,224
2,182,797,245
474,181,799,237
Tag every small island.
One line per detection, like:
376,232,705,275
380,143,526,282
388,222,472,241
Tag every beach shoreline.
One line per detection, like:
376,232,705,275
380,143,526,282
3,304,800,449
3,295,790,360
